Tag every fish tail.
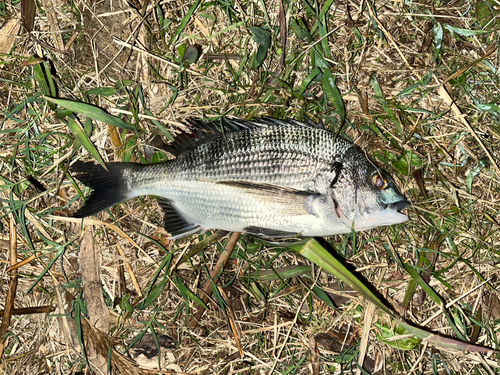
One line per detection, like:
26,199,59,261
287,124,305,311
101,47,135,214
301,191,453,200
71,161,136,218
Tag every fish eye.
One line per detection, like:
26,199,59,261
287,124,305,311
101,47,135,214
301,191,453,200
372,173,388,189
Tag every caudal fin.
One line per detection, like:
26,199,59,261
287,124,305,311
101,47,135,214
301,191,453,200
71,161,135,218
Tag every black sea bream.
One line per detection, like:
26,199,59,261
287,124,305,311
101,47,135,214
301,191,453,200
71,117,410,239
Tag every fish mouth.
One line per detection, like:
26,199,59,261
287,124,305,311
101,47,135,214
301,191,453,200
332,197,411,230
333,198,411,219
386,200,411,213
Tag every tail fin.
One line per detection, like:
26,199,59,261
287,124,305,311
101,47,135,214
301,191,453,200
71,161,135,218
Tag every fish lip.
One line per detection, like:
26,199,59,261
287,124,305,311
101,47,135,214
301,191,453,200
387,200,411,213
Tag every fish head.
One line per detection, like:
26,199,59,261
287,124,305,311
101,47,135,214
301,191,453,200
329,145,410,232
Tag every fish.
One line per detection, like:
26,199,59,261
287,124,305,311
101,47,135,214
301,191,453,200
71,117,410,239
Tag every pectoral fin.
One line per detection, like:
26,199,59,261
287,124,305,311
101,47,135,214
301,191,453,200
244,226,299,238
216,180,320,216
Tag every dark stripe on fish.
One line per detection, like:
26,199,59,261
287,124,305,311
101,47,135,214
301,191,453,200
330,161,343,187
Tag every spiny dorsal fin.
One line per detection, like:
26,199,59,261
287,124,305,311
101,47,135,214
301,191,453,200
164,118,260,157
164,117,320,157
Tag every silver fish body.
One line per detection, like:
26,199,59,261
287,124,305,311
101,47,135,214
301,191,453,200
72,118,410,238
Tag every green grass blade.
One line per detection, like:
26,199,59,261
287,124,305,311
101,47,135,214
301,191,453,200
248,26,271,70
87,87,118,96
136,253,172,310
27,244,65,294
290,18,312,42
403,262,467,340
43,61,57,98
371,76,402,136
65,117,106,168
443,24,490,36
322,69,346,124
317,0,334,58
138,274,169,310
376,324,421,350
433,23,443,61
254,265,312,281
174,275,208,309
33,61,57,110
44,96,136,131
169,0,202,46
143,108,175,141
298,67,321,96
74,299,87,362
312,285,336,308
477,103,500,111
288,238,391,315
289,238,495,353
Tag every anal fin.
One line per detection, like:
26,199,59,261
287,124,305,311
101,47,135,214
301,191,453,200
157,199,203,239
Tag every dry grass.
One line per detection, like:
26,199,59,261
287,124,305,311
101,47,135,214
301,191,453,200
1,0,500,373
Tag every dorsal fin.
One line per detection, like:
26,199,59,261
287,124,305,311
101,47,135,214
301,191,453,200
164,117,319,157
164,118,260,157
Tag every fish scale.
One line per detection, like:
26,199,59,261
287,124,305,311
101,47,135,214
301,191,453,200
71,117,410,238
173,126,346,191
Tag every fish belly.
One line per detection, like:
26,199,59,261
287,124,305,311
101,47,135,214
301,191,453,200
144,179,349,237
